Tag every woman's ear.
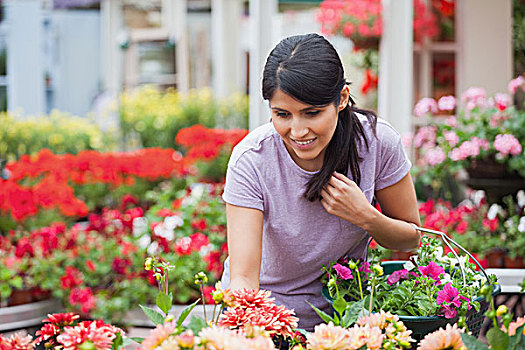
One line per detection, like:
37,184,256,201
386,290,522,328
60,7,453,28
338,85,350,112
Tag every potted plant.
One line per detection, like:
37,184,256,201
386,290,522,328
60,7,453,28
409,75,525,204
318,235,499,341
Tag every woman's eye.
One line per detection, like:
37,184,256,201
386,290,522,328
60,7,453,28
275,111,289,118
306,110,320,116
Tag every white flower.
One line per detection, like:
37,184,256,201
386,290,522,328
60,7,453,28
138,234,151,249
403,260,416,271
154,224,174,241
444,255,467,269
199,243,213,257
164,215,183,230
519,217,525,233
133,217,148,236
441,273,452,285
147,241,160,255
472,191,486,207
517,190,525,208
487,203,503,220
430,246,447,263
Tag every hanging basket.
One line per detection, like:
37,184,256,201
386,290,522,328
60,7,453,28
323,226,500,342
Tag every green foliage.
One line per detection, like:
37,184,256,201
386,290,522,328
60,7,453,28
0,110,114,162
119,86,248,149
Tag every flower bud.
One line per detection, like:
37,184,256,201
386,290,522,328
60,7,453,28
78,341,96,350
457,316,466,328
144,257,153,271
480,284,491,297
211,289,224,303
348,261,357,270
486,310,496,320
165,314,175,322
194,271,208,285
398,340,411,348
496,305,508,317
372,264,384,276
328,278,337,288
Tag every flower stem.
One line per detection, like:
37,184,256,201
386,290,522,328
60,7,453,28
356,268,363,300
369,277,376,313
211,303,217,325
200,284,208,324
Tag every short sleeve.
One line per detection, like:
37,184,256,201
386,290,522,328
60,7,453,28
374,123,412,191
222,151,264,211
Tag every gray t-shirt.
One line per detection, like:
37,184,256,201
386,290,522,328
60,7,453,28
221,115,411,331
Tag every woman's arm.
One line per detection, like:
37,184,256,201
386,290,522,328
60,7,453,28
320,172,420,252
226,203,264,290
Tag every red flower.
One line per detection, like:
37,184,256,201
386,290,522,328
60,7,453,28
35,323,60,345
69,287,97,314
191,219,207,231
42,313,80,326
174,237,192,256
60,266,83,290
482,217,498,232
111,257,131,275
203,286,215,304
190,232,210,251
85,260,96,272
15,237,34,258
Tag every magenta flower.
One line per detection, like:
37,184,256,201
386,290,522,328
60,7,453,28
440,304,458,319
333,264,353,280
508,75,525,94
418,261,444,281
437,283,461,307
359,261,371,274
386,269,409,285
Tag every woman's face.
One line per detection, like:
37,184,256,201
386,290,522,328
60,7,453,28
270,87,349,172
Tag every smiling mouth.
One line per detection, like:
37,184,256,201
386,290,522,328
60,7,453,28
293,138,316,146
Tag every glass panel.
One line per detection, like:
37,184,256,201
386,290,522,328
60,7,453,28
433,0,455,42
432,52,455,101
137,41,176,83
0,86,7,112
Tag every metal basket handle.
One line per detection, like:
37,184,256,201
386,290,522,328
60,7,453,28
413,225,491,287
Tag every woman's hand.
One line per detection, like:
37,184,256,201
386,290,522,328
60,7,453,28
320,172,378,229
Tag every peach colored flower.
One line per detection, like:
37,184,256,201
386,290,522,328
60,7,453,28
197,326,276,350
346,324,384,350
306,322,352,350
141,321,177,350
504,316,525,336
0,332,35,350
417,324,465,350
157,336,181,350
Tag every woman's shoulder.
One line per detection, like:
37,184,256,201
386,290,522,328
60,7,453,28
228,122,280,168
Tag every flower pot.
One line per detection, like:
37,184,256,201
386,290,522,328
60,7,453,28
465,157,525,204
8,290,33,306
350,36,380,51
503,256,525,269
485,248,507,268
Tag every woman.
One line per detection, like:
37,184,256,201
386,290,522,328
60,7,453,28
221,33,421,331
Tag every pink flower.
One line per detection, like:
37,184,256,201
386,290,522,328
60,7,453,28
461,87,486,110
504,316,525,336
57,320,121,350
424,147,446,166
418,261,444,281
445,116,457,127
402,132,414,149
413,126,437,148
443,131,459,147
414,98,438,117
142,321,177,350
334,263,353,280
359,261,371,274
438,95,456,111
508,75,525,94
387,269,409,285
449,140,480,161
492,93,512,111
494,134,522,156
0,332,35,350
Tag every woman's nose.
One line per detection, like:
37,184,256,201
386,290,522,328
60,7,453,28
290,117,308,138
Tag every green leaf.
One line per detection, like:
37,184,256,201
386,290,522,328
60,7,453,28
112,332,123,350
187,315,208,334
487,327,510,350
176,299,201,328
129,337,144,344
341,299,366,328
333,297,347,316
156,292,173,316
306,301,335,324
139,305,165,325
460,333,490,350
508,324,525,350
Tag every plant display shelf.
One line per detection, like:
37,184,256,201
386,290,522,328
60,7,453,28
0,298,63,332
486,268,525,293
